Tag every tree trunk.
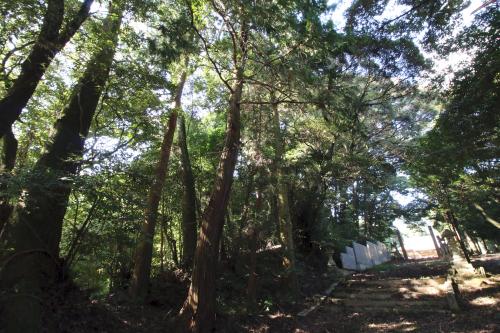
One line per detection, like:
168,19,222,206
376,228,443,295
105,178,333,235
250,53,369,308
352,180,359,228
129,70,187,299
441,187,472,263
177,70,244,333
246,187,263,312
0,6,121,332
272,100,298,295
428,225,442,257
471,236,482,255
64,196,100,269
0,0,93,138
0,0,93,236
246,225,258,311
179,112,197,270
481,238,489,253
395,229,408,260
444,210,471,263
0,129,18,235
164,221,180,268
160,218,165,272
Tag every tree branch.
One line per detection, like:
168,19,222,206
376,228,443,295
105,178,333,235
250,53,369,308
57,0,94,46
185,0,233,93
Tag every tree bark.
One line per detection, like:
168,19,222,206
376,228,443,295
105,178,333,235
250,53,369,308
395,229,408,260
0,129,18,235
129,70,187,300
0,0,94,233
177,69,244,333
246,186,263,312
179,112,197,270
272,100,298,295
0,6,121,332
0,0,93,138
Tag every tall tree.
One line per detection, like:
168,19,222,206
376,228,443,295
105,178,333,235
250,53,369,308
130,68,187,299
272,99,298,293
0,3,122,331
177,1,248,331
0,0,94,228
179,110,197,269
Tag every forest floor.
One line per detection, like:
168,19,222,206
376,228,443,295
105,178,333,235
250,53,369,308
54,252,500,332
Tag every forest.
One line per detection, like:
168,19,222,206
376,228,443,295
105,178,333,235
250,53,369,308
0,0,498,332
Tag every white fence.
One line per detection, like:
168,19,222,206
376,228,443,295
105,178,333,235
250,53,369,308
340,241,390,271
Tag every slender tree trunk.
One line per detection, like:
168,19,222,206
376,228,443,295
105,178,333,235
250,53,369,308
232,168,255,262
473,237,485,254
160,220,165,272
179,112,197,270
164,221,180,268
246,187,263,312
271,100,298,295
270,188,280,242
64,196,100,268
395,229,408,260
246,225,258,310
0,7,121,332
0,0,93,138
428,225,442,257
129,70,187,299
177,69,244,333
444,210,471,263
464,231,480,255
441,187,472,263
470,236,482,255
352,180,359,228
481,238,489,253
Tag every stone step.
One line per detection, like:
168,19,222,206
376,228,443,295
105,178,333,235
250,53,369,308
331,290,445,300
328,298,448,309
331,292,398,300
344,277,445,288
325,305,452,314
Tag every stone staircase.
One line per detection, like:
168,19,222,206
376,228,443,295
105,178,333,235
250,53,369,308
325,277,451,314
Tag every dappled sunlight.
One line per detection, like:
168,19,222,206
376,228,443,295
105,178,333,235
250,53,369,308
367,320,417,332
267,311,292,319
244,324,270,333
403,277,448,298
470,296,498,307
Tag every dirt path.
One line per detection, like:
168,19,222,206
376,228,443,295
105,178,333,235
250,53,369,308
55,255,500,332
241,255,499,332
